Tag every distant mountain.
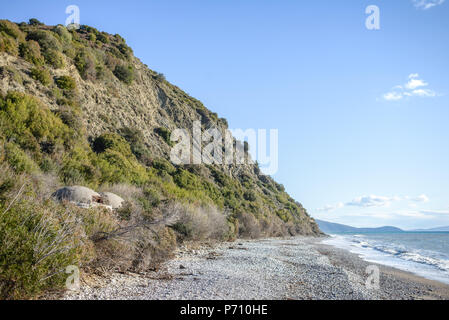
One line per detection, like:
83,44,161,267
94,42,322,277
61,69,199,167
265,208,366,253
411,226,449,232
316,219,404,234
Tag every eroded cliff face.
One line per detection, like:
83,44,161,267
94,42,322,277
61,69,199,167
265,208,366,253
0,20,322,237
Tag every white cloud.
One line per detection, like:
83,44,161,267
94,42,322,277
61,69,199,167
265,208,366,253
420,209,449,215
337,210,433,220
316,194,431,216
411,194,430,203
393,210,434,219
382,74,438,101
413,0,445,10
317,202,344,212
383,92,403,101
346,195,400,208
405,78,428,90
412,89,436,97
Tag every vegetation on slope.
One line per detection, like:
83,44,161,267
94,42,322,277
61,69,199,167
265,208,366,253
0,18,321,299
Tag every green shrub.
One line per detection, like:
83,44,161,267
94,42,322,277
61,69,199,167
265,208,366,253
92,133,132,155
4,142,39,174
55,75,76,90
74,49,97,81
97,32,109,44
26,30,62,52
0,187,104,300
0,92,72,154
113,64,134,84
30,67,52,86
39,156,57,173
19,40,44,65
0,202,78,299
60,146,97,185
243,190,257,202
28,18,44,26
43,49,65,69
154,127,173,146
152,158,176,175
0,20,24,40
91,133,148,185
55,106,83,132
53,25,72,44
118,127,150,161
95,150,148,185
142,188,161,208
117,43,133,60
88,33,96,42
0,31,18,56
173,168,201,190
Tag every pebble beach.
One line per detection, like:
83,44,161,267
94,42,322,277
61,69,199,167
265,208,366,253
63,237,449,300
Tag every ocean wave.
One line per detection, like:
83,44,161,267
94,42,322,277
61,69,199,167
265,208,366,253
348,236,449,273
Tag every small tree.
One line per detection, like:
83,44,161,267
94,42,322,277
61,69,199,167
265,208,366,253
28,18,44,26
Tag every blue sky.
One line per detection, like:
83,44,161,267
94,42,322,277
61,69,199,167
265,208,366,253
2,0,448,229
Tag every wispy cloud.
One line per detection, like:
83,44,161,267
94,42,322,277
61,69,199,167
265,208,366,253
330,210,434,220
346,195,401,208
420,209,449,215
411,194,430,203
318,194,430,213
383,74,438,101
413,0,445,10
316,202,344,212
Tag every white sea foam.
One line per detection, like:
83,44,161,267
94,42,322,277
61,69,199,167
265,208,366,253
323,233,449,284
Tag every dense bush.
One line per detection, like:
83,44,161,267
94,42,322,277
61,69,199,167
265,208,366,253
0,194,84,299
0,31,18,56
26,30,62,52
0,168,124,299
28,18,44,26
55,106,84,132
97,32,109,44
30,67,51,86
118,127,150,162
19,40,44,65
55,75,76,90
243,190,257,202
113,64,134,84
117,43,133,60
59,146,97,185
0,20,24,40
52,25,72,44
4,142,39,174
74,49,97,81
0,92,73,155
91,133,148,185
42,49,65,69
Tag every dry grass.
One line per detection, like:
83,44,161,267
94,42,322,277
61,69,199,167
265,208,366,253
171,203,229,242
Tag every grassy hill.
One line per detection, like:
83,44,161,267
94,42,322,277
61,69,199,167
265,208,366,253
0,18,321,299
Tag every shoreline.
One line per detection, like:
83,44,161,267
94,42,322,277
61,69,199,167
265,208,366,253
61,236,449,300
315,239,449,300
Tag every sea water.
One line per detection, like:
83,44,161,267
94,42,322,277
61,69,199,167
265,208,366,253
323,232,449,284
